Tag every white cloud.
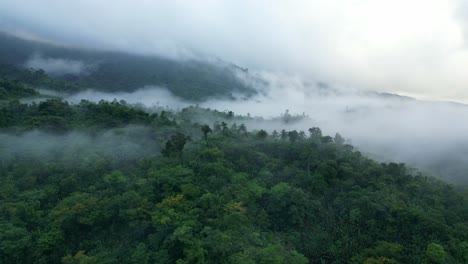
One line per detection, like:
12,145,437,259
47,78,468,183
0,0,467,102
25,55,91,76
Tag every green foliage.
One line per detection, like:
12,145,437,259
256,129,268,139
0,64,81,93
0,78,38,99
0,99,152,131
0,33,256,101
162,132,191,158
62,251,97,264
0,99,466,263
201,124,212,140
309,126,322,139
426,243,447,263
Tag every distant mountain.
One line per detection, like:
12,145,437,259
0,32,256,101
373,92,414,101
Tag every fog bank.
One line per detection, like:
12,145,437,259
25,55,93,76
47,71,468,183
0,126,160,166
1,0,468,102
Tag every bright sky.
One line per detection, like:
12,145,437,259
1,0,467,102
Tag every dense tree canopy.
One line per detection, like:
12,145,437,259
0,42,466,263
0,97,467,263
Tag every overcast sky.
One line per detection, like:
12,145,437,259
1,0,467,102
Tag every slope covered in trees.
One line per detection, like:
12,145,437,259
0,32,255,101
0,78,39,100
0,98,467,263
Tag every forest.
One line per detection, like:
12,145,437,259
0,32,467,264
0,89,467,263
0,32,256,101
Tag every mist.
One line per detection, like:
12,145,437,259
25,54,93,76
63,87,190,110
1,0,468,103
40,70,468,184
0,126,160,166
1,1,467,183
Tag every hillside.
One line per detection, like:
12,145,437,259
0,32,467,264
0,32,255,101
2,2,468,263
0,97,467,263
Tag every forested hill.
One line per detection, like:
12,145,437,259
0,33,467,264
0,32,255,100
0,98,467,263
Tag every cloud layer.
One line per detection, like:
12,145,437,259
0,126,160,165
1,0,468,102
25,55,91,76
36,72,467,183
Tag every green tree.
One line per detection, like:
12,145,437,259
334,133,345,145
201,124,212,140
309,127,322,139
62,251,97,264
288,130,299,142
163,132,191,158
257,129,268,139
426,243,447,263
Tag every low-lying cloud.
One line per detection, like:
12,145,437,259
0,126,160,166
63,87,189,110
39,70,467,184
1,0,468,102
25,55,93,76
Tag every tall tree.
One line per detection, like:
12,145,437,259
334,133,345,146
162,132,191,158
201,124,212,140
288,130,299,142
257,129,268,139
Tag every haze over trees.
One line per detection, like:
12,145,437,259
0,33,256,101
0,95,467,263
0,31,467,264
